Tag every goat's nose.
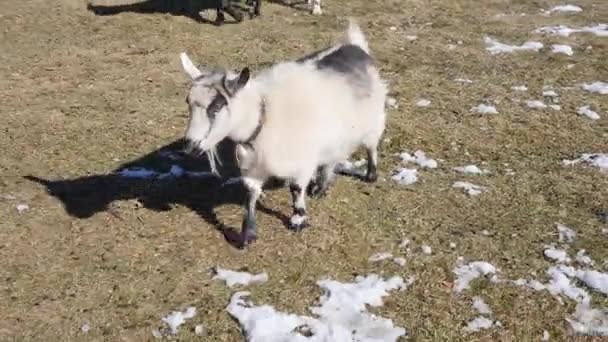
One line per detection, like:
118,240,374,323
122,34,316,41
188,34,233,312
183,140,196,155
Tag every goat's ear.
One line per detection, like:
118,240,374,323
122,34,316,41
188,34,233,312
223,67,250,96
180,52,203,80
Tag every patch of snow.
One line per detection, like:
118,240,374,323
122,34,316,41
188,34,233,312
582,82,608,95
421,245,432,255
463,316,496,333
449,242,457,249
369,252,394,262
393,257,407,266
151,329,162,338
546,266,590,303
386,97,398,109
535,24,608,37
549,104,561,110
557,223,576,243
575,270,608,295
547,5,583,13
577,106,600,120
576,250,594,266
16,203,29,213
455,78,473,83
194,324,206,336
526,100,547,109
391,168,418,185
471,104,498,114
484,36,543,55
212,268,268,288
512,85,528,92
335,159,367,177
416,99,431,107
452,181,485,196
551,44,573,56
226,274,408,342
567,303,608,335
405,35,418,41
472,296,492,314
400,150,438,169
542,330,550,341
399,239,410,249
452,165,489,175
162,307,196,335
544,247,571,263
543,89,559,97
453,261,497,293
563,154,608,173
80,323,90,333
481,230,490,236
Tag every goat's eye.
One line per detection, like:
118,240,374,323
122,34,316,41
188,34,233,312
206,94,227,119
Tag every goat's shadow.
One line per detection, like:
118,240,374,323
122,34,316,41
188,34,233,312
25,138,288,249
86,0,256,25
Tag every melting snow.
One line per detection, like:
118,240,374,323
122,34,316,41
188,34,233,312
582,82,608,95
452,165,489,175
543,89,559,97
542,330,550,341
575,270,608,295
393,257,407,266
484,36,543,55
399,150,438,169
534,24,608,37
212,267,269,288
226,274,409,342
557,223,576,243
549,104,561,110
405,35,418,41
194,324,206,336
472,296,492,315
577,106,600,120
544,247,571,263
526,100,547,109
547,5,583,13
369,252,394,262
551,44,573,56
463,316,496,333
453,181,485,196
455,78,473,83
471,104,498,114
512,85,528,92
416,99,431,107
563,154,608,173
16,203,29,213
386,97,398,109
391,168,418,185
567,303,608,335
162,307,196,335
80,323,90,333
421,245,432,255
546,266,590,303
453,261,497,293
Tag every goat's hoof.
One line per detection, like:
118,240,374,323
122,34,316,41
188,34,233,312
237,233,257,249
364,173,378,183
309,186,328,199
288,215,309,231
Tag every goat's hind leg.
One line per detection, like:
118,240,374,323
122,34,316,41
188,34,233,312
364,146,379,183
307,163,336,198
289,173,314,231
239,177,263,248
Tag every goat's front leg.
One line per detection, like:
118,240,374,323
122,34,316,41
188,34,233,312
215,1,225,26
253,0,261,17
308,163,336,198
240,177,263,248
289,174,313,231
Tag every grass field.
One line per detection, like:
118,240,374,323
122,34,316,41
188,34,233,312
1,0,607,340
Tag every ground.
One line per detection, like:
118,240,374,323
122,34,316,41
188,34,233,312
1,0,607,341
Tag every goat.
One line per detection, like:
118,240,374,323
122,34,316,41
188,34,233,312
215,0,261,25
179,20,387,248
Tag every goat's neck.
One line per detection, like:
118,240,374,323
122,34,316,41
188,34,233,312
228,85,264,144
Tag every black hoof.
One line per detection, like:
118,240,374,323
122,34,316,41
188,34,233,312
364,172,378,183
237,233,257,249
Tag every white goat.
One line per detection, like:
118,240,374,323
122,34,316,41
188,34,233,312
179,20,387,248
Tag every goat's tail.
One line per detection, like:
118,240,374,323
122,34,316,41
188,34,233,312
344,18,370,54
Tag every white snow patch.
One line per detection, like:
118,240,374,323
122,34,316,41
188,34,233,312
162,307,196,335
212,267,269,288
421,245,432,255
194,324,206,336
452,181,485,196
393,257,407,266
563,153,608,172
535,24,608,37
335,159,367,177
549,104,561,111
512,85,528,92
80,323,90,333
546,266,590,303
542,89,559,97
544,247,571,263
386,97,398,109
577,105,600,120
567,303,608,335
449,242,457,249
484,36,543,55
453,261,497,293
416,99,431,107
471,104,498,114
405,35,418,41
369,252,394,262
575,270,608,295
557,223,576,243
399,150,438,169
551,44,573,56
226,274,409,342
452,165,489,175
547,5,583,14
472,296,492,314
576,250,595,266
542,330,550,341
399,239,410,249
391,168,418,185
16,203,29,213
463,316,496,333
582,82,608,95
526,100,547,109
455,78,473,83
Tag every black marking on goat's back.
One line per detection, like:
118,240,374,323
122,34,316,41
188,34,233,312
315,44,372,75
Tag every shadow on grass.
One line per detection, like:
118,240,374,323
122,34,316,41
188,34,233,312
24,138,288,249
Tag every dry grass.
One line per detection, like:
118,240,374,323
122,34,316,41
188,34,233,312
1,0,607,341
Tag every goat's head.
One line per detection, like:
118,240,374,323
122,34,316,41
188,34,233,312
179,52,250,173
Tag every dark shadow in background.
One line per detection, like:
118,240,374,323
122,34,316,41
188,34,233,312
25,138,288,249
86,0,256,24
